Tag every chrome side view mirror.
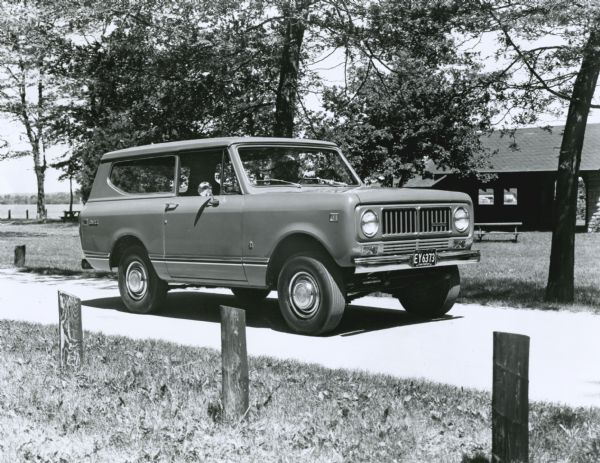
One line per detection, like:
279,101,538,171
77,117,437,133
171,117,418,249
198,181,219,207
198,181,212,197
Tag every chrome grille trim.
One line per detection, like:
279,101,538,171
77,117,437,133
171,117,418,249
382,238,451,255
382,206,451,236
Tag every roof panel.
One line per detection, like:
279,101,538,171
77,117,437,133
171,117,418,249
425,123,600,174
101,137,337,161
480,124,600,172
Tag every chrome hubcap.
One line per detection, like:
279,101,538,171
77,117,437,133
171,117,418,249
126,261,148,301
288,271,320,319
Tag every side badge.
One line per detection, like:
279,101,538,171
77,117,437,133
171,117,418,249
248,241,255,250
329,213,339,222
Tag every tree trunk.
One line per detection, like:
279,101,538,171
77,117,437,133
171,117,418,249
69,176,73,214
273,1,309,138
33,150,47,221
545,29,600,302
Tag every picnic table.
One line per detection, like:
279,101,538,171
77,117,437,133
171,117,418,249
474,222,522,243
60,210,80,222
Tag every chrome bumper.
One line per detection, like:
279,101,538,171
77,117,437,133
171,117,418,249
353,249,480,274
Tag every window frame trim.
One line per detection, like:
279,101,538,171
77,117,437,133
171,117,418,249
503,187,518,206
477,187,495,206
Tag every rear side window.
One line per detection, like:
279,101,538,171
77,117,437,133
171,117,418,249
109,156,176,194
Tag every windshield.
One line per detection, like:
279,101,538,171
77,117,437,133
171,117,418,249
237,146,360,187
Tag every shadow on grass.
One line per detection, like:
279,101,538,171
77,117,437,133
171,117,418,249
17,267,114,279
460,277,600,313
0,230,49,237
461,453,490,463
82,290,459,337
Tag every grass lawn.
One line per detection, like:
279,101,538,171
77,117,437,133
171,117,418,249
1,220,599,312
0,320,598,462
0,220,85,274
461,232,600,313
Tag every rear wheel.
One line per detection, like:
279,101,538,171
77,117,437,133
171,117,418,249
232,288,271,304
118,245,167,314
277,255,345,335
397,266,460,318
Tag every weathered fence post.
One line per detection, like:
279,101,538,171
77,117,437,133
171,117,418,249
14,245,26,267
7,209,11,220
220,305,249,421
492,332,530,463
25,209,29,219
58,291,83,369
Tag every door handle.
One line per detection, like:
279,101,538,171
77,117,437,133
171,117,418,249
165,203,179,212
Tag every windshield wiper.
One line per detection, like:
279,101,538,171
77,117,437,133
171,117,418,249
302,177,348,187
255,178,301,188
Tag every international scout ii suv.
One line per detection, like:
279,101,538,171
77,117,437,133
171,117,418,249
80,137,480,335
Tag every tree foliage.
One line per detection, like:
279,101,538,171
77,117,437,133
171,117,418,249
57,0,293,199
308,0,498,184
2,0,523,202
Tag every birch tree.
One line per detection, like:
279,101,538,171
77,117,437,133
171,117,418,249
0,0,69,219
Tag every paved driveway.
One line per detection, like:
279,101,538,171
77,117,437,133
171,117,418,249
1,268,599,407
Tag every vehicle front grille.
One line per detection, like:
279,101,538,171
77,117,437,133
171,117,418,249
419,207,451,233
382,238,451,255
382,207,451,236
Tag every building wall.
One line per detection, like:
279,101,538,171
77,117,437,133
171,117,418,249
584,170,600,232
435,172,557,230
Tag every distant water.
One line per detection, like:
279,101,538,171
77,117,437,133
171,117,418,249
0,204,81,219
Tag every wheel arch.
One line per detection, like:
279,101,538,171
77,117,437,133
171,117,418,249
109,235,147,269
266,232,338,288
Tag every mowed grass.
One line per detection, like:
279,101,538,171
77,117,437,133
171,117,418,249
1,221,599,312
0,320,598,463
461,232,600,313
0,221,84,273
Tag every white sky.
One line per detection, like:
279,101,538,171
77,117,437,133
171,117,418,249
0,118,70,195
2,31,599,195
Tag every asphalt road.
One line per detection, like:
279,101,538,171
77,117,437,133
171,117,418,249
1,268,599,408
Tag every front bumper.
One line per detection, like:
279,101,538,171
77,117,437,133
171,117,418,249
353,249,480,274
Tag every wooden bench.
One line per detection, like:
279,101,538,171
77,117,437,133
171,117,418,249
475,222,522,243
60,210,80,222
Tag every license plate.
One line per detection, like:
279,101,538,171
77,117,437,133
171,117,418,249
410,250,437,267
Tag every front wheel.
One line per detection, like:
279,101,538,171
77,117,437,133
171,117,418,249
397,266,460,318
118,245,167,314
277,255,345,335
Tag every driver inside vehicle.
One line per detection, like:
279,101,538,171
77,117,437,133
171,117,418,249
179,151,222,197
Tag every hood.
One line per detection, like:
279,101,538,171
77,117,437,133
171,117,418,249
350,186,471,205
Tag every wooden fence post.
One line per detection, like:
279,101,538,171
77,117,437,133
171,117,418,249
14,245,26,267
58,291,83,369
220,305,249,421
26,209,29,219
8,209,11,220
492,332,530,463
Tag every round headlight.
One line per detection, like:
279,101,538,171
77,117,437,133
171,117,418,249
361,210,379,237
454,207,470,232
